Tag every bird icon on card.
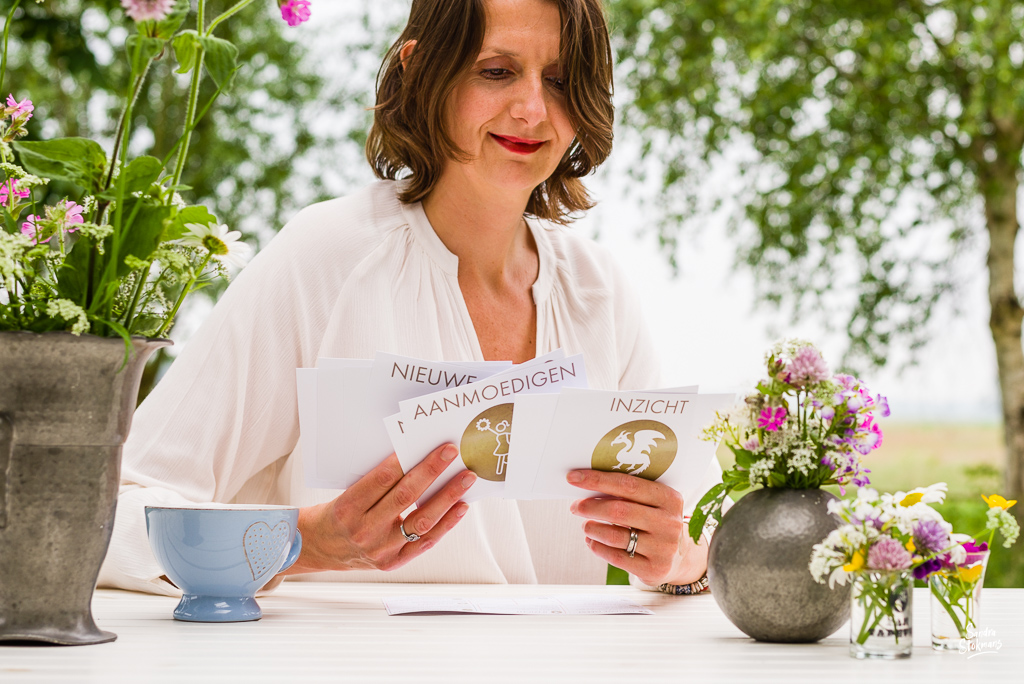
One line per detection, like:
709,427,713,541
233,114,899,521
591,421,677,480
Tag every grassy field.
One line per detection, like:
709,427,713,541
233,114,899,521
608,422,1024,587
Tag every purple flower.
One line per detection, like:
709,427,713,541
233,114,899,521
56,199,85,232
961,540,989,566
5,94,33,120
20,215,39,243
120,0,175,22
914,557,943,580
820,405,835,421
279,0,311,26
876,394,890,418
867,537,913,571
757,406,787,432
784,346,830,386
913,519,950,554
0,179,29,207
742,435,760,451
834,373,859,390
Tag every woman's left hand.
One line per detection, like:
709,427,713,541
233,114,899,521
567,469,707,587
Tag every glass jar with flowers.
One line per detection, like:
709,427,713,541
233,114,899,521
927,494,1019,650
810,483,957,658
690,339,887,642
0,0,311,646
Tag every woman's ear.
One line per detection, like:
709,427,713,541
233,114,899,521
399,40,418,71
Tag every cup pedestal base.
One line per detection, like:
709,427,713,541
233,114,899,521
173,594,262,622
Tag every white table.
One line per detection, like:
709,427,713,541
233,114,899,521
1,584,1019,682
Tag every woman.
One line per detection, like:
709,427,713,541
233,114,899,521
99,0,720,594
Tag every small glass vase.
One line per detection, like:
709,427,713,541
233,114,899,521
849,569,914,659
930,551,990,651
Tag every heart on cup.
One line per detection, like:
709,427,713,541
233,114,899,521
243,521,291,581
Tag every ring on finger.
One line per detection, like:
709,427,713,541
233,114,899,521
626,528,639,558
400,520,421,543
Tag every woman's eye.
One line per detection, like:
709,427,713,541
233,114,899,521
547,76,566,91
481,68,511,79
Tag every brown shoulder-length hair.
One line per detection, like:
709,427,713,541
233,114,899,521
365,0,614,225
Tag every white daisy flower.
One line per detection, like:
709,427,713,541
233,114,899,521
181,223,252,268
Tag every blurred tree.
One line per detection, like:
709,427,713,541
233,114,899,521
610,0,1024,503
3,0,372,397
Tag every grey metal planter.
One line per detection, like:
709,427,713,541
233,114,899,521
0,331,169,645
708,487,851,643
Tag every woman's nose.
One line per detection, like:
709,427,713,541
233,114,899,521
509,75,548,127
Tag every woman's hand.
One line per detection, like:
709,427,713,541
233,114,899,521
284,443,476,574
566,469,707,587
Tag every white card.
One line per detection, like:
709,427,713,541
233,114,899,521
296,368,336,489
502,393,560,500
313,362,373,488
394,354,588,503
381,595,652,616
527,388,735,505
503,386,700,501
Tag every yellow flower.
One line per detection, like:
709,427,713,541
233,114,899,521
982,494,1017,510
905,539,916,553
900,492,924,506
843,550,866,572
957,565,984,583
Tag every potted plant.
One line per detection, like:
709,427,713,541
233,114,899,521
689,339,886,642
0,0,309,645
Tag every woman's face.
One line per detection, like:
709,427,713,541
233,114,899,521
442,0,574,198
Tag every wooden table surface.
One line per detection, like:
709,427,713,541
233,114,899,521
1,583,1019,683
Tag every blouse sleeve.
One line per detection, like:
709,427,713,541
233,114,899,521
97,201,358,594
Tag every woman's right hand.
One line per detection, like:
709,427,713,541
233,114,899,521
283,443,475,574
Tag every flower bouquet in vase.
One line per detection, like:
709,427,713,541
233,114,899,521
810,483,961,658
927,495,1019,650
0,0,310,645
690,340,887,642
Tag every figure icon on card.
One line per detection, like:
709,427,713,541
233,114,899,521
592,420,677,481
461,404,514,482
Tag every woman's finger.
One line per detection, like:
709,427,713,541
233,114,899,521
584,537,651,577
373,443,460,515
339,452,405,511
566,469,682,514
401,469,477,539
582,520,640,553
389,501,471,571
570,496,659,532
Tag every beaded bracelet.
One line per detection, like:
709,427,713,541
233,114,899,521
656,573,709,596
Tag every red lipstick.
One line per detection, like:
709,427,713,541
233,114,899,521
490,133,545,155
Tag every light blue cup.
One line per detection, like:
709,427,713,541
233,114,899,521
145,505,302,622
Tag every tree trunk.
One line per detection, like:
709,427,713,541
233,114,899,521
982,158,1024,505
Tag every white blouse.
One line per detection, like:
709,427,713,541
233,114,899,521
98,180,723,595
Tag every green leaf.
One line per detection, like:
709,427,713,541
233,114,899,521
172,30,201,75
198,36,239,90
688,483,727,544
13,138,108,193
54,237,93,304
153,0,190,40
125,35,165,75
98,156,163,199
117,201,174,278
730,445,756,469
165,204,218,241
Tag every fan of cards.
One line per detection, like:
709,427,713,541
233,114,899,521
296,350,734,505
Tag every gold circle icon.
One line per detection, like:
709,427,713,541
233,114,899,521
591,420,677,481
461,403,514,482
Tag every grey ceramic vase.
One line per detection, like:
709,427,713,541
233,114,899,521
707,487,850,642
0,331,169,645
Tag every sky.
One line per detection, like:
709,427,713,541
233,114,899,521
174,1,1007,424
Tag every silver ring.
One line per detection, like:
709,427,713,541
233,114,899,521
626,529,639,558
400,521,420,543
